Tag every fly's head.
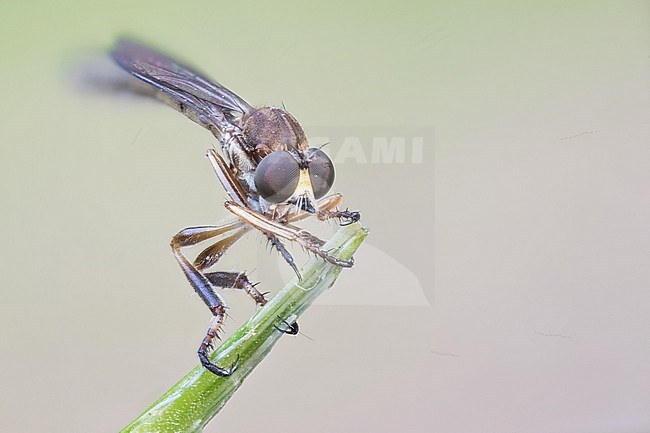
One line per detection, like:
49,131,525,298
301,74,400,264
253,147,335,214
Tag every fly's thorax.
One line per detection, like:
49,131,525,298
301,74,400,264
242,106,309,162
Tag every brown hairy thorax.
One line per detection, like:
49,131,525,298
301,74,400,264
242,106,310,163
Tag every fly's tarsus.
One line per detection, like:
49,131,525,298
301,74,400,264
274,315,300,335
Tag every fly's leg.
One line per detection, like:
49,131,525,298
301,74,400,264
267,233,300,279
196,232,301,335
206,148,248,206
286,193,360,226
284,193,343,223
205,270,299,335
194,227,249,270
171,227,234,376
274,195,344,279
259,233,301,332
173,224,265,304
203,271,267,306
318,208,361,226
193,226,270,306
171,223,265,376
224,201,355,268
273,316,299,335
278,194,360,332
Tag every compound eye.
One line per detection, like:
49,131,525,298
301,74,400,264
254,151,300,203
307,148,335,199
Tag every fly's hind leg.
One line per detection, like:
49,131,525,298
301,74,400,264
202,271,267,306
192,227,268,306
171,222,265,376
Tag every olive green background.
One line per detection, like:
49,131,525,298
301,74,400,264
1,1,648,432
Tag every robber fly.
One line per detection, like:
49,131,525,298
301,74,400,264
110,39,360,376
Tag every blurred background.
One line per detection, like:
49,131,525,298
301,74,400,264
1,1,648,432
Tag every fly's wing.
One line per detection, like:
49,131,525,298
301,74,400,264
111,39,252,136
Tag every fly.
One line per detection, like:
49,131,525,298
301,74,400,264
110,39,360,376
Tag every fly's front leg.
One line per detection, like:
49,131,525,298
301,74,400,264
286,193,360,226
224,201,355,268
193,226,269,305
318,208,361,226
315,194,361,226
206,148,248,206
285,193,343,223
171,222,264,376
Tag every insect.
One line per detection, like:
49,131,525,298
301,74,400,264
111,39,360,376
